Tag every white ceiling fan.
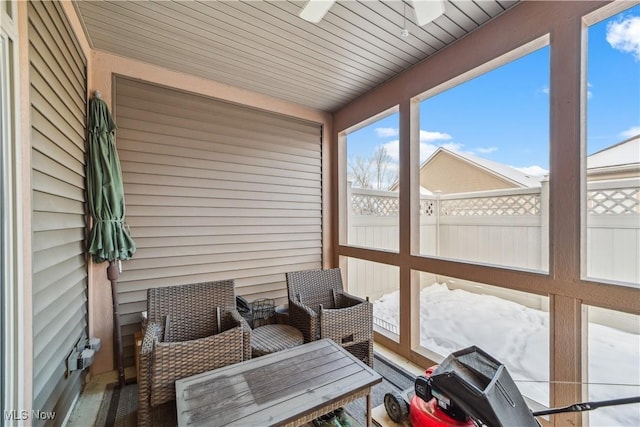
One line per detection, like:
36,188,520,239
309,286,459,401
299,0,446,27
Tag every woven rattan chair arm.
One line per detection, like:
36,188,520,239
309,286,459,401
227,308,252,360
141,322,163,354
320,300,372,327
288,299,317,343
319,301,373,363
336,291,368,308
149,326,244,407
138,322,163,427
290,299,317,318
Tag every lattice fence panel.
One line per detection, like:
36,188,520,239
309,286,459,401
420,199,435,216
351,194,399,216
588,187,640,215
441,194,540,216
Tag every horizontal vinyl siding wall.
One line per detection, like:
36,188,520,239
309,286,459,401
115,77,322,366
29,1,87,425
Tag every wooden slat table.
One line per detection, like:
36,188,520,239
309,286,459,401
175,338,382,427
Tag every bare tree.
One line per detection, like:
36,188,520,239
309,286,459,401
372,145,394,190
348,146,397,190
348,156,372,189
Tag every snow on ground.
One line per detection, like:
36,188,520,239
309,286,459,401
373,283,640,426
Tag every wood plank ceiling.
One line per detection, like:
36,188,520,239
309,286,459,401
74,0,519,112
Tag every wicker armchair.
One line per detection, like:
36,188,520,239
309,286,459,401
137,280,251,427
286,268,373,367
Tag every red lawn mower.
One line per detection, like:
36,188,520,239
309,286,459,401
384,346,640,427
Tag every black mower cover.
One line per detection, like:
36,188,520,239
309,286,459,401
430,346,540,427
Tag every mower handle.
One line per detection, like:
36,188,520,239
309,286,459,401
532,396,640,417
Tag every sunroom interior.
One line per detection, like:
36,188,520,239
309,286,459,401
1,1,639,426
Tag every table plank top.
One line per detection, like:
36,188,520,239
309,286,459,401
175,338,382,427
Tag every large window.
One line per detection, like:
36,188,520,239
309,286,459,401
584,4,640,287
416,43,550,272
343,257,399,341
342,110,399,251
334,5,639,425
409,271,550,407
585,306,640,426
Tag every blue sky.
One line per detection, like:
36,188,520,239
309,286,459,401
347,4,640,179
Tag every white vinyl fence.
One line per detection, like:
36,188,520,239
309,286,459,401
345,178,640,331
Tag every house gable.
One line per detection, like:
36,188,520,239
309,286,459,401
419,149,527,194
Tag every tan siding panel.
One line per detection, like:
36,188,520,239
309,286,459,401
32,191,84,216
31,110,85,166
33,277,86,337
33,267,87,316
127,207,320,220
29,0,85,86
32,256,86,296
133,240,321,259
125,197,320,212
115,77,322,368
32,241,85,276
32,211,85,233
135,233,321,248
116,98,322,148
29,0,87,422
32,170,84,203
118,261,322,293
115,82,322,136
33,304,86,401
116,106,322,151
131,225,321,238
126,181,320,202
124,183,320,201
124,248,321,271
32,151,85,191
118,150,320,181
30,89,84,147
121,165,319,189
116,135,320,174
125,216,320,228
32,228,86,253
28,44,84,121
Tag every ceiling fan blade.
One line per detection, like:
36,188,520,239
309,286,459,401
412,0,446,26
299,0,336,23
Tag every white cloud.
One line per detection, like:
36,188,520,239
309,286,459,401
420,130,452,142
620,126,640,139
541,86,550,95
375,127,399,138
513,165,549,177
419,142,466,162
382,140,400,161
476,146,498,154
606,15,640,61
383,130,457,163
440,142,465,152
420,143,438,162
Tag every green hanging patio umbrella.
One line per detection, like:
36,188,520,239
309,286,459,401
87,91,136,388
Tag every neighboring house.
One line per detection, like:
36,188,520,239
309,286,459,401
587,134,640,181
408,147,543,194
396,134,639,195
